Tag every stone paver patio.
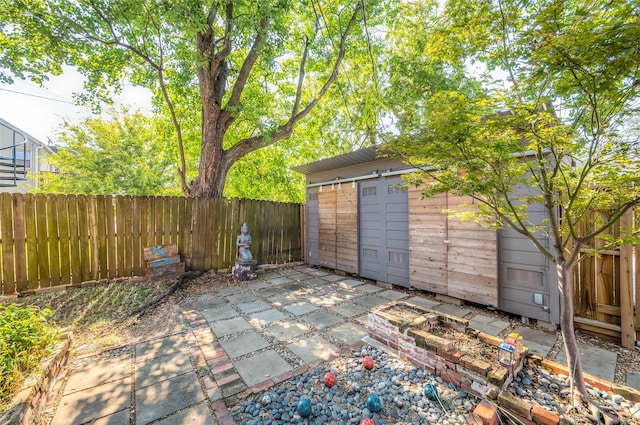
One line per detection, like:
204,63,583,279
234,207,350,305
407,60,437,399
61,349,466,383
47,264,633,425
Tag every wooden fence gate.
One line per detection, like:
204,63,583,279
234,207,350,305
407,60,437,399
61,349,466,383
572,207,639,349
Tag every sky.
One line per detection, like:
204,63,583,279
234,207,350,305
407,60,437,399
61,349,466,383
0,67,152,144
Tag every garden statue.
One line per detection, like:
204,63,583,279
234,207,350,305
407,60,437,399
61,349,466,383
236,223,254,261
232,223,258,280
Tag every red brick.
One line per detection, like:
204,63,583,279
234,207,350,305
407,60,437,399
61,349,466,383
473,401,498,425
250,379,274,394
272,370,294,385
531,406,560,425
212,360,234,376
216,373,241,386
498,392,532,420
444,350,465,364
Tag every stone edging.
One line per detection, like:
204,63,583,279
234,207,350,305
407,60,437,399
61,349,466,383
0,334,72,425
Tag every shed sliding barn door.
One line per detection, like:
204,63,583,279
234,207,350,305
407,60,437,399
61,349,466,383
359,177,410,287
313,183,358,273
408,186,498,306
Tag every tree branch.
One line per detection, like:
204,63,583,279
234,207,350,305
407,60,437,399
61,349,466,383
224,3,362,163
223,17,269,116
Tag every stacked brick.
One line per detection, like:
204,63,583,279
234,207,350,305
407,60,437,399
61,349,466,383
368,301,527,400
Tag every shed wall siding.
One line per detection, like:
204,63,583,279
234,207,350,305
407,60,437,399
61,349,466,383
408,186,498,306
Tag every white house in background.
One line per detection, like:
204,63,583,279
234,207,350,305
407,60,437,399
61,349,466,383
0,117,57,193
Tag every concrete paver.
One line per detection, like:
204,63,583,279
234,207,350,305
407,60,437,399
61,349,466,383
63,353,132,394
627,372,640,390
341,279,365,288
302,310,342,328
354,295,389,309
249,308,288,326
51,377,131,425
247,281,270,291
377,290,409,301
92,408,130,425
357,283,384,293
135,334,186,363
269,277,293,285
266,321,310,341
330,302,369,318
194,294,227,310
513,325,557,358
210,316,254,336
555,341,617,382
154,402,216,425
135,371,204,425
220,332,271,358
201,305,238,322
226,293,258,305
284,301,319,316
321,274,346,282
236,300,270,314
469,315,511,336
217,286,243,296
405,296,440,310
328,322,368,345
136,352,193,389
234,350,293,387
287,335,339,363
433,303,473,318
267,293,299,306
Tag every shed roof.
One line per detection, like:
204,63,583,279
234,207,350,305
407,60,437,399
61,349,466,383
292,146,389,175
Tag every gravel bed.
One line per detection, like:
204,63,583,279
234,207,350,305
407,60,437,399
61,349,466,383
230,345,478,425
229,344,640,425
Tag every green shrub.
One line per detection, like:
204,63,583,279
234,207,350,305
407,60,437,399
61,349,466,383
0,304,59,405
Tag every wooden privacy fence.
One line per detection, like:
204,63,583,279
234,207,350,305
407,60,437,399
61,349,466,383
0,193,302,295
572,207,639,349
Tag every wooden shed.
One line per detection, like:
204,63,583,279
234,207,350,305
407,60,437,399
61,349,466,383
293,147,560,324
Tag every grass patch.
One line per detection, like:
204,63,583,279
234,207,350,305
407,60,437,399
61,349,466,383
0,304,59,408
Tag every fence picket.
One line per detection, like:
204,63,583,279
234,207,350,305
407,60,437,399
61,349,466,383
57,195,71,285
35,194,51,287
24,194,38,288
1,193,14,294
68,195,82,284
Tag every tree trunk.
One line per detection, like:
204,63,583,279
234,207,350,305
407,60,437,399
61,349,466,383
557,260,589,398
188,114,229,198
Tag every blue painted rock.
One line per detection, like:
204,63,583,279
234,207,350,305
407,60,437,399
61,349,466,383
297,397,312,418
423,383,439,401
366,393,383,413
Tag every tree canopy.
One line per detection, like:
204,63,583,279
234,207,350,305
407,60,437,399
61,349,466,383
38,108,179,195
1,0,384,198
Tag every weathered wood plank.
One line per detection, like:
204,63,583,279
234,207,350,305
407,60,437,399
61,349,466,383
57,195,71,286
67,195,82,284
11,194,27,291
24,194,39,288
0,192,15,294
36,194,51,287
123,196,134,276
132,196,142,275
77,195,91,282
96,195,108,280
115,196,126,277
105,195,116,278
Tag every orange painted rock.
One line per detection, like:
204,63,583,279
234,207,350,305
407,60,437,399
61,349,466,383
363,355,374,370
323,371,336,388
360,419,375,425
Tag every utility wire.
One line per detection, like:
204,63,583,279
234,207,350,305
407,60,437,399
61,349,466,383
0,87,76,105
